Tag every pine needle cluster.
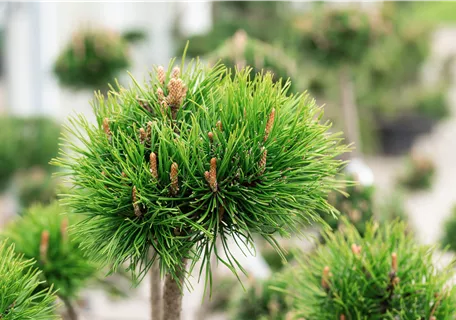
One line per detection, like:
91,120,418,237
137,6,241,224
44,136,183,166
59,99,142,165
2,202,99,301
0,240,57,319
53,28,130,90
283,220,456,319
53,59,348,284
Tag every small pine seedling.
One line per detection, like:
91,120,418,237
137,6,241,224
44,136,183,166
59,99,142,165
283,220,456,319
0,240,57,319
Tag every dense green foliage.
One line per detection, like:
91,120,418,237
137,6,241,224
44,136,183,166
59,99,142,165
3,202,99,300
0,240,57,319
283,220,456,319
53,59,348,284
399,154,435,190
295,7,388,66
230,275,291,320
54,28,130,90
0,117,60,191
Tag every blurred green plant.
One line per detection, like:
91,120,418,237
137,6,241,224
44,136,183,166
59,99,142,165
321,174,374,238
0,240,58,319
260,244,295,273
206,30,299,92
398,153,436,190
15,168,58,208
178,2,294,58
0,117,60,192
54,28,130,90
2,202,99,320
294,7,389,67
121,28,147,44
282,220,456,319
377,191,408,226
52,57,348,319
442,206,456,253
230,275,292,320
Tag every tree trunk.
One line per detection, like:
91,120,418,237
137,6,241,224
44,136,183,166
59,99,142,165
339,64,361,157
151,260,162,320
162,258,188,320
61,296,78,320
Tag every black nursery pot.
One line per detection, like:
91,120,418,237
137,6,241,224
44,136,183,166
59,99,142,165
377,113,435,155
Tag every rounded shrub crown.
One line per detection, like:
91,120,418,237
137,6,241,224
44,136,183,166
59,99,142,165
53,60,347,282
286,220,456,319
3,202,98,300
54,28,130,90
0,240,57,319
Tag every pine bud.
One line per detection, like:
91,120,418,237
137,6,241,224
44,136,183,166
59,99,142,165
216,120,223,132
264,108,276,142
139,128,146,144
150,152,158,179
208,131,214,143
40,230,50,264
132,186,142,217
204,171,211,184
146,121,153,144
157,66,166,85
209,158,218,192
61,217,69,243
391,252,398,273
170,163,179,195
351,243,361,255
340,315,346,320
160,100,169,116
259,148,268,175
103,117,112,141
167,78,186,107
171,66,180,79
121,171,127,178
322,266,330,289
157,87,165,103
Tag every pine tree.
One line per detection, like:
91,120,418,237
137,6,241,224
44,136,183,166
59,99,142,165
52,58,348,319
